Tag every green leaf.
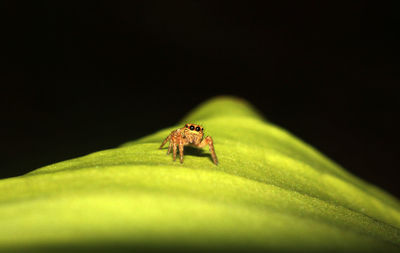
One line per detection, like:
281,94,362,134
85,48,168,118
1,96,399,252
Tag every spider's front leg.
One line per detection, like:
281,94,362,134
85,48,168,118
197,136,218,165
172,136,184,163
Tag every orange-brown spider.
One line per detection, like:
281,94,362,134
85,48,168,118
159,123,218,165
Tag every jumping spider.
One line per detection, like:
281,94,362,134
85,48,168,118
159,123,218,165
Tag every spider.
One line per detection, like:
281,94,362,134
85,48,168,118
159,123,218,165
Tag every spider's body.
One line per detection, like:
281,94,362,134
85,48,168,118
159,124,218,165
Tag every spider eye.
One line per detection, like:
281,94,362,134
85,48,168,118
195,126,200,131
202,128,204,131
189,125,194,130
185,124,188,128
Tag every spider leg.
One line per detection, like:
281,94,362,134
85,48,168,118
172,142,177,161
167,142,172,155
197,136,218,165
159,135,171,149
178,140,184,163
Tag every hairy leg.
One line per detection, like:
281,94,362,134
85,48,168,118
178,140,184,163
159,135,171,149
167,142,172,155
197,136,218,165
173,142,177,161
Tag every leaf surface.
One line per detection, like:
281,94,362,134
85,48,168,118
1,96,399,252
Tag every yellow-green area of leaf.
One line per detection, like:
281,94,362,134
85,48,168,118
1,96,400,252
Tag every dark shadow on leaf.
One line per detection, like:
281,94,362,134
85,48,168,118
161,146,213,163
184,146,214,164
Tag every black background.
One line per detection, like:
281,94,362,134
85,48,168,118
2,2,400,198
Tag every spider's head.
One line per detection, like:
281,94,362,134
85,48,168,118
184,123,204,140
